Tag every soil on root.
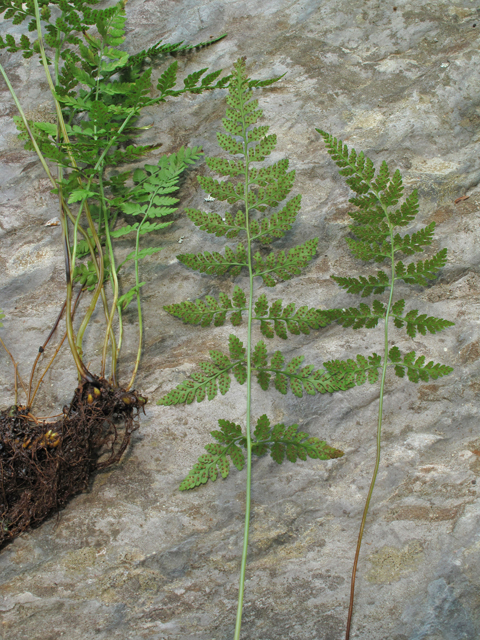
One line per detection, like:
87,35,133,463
0,375,146,548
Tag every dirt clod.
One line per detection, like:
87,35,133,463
0,375,146,548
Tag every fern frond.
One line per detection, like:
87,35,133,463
323,353,383,387
251,166,296,209
254,349,347,397
180,413,342,490
388,347,454,382
185,208,245,238
253,294,328,339
205,157,246,177
198,175,244,204
164,287,247,327
177,243,247,277
345,237,390,263
391,221,435,256
250,194,302,242
253,238,318,286
179,420,245,490
395,248,448,286
389,190,419,227
349,222,390,244
124,33,227,81
251,415,343,463
331,271,390,297
159,354,236,407
392,307,455,338
158,333,250,406
321,302,386,330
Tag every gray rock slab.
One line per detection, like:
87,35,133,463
0,0,479,639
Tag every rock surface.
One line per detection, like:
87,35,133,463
1,0,480,639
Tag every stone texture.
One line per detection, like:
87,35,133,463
1,0,480,638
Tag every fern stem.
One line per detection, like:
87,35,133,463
27,298,67,407
99,172,119,384
126,188,161,391
345,195,396,640
28,287,83,410
234,81,253,640
0,63,55,184
0,337,27,401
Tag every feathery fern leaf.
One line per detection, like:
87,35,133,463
388,347,454,382
253,238,318,286
321,301,386,330
177,244,248,277
179,415,342,490
164,287,247,327
331,271,390,297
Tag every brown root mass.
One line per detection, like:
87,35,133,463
0,376,146,548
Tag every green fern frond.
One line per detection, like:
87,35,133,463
177,243,247,277
388,347,454,382
331,271,390,297
318,128,455,637
253,238,318,286
392,221,435,255
389,190,419,227
185,208,245,238
321,301,386,330
395,248,448,285
250,194,302,242
255,295,327,339
179,420,245,490
392,307,455,338
255,350,346,397
164,287,247,327
179,415,342,490
323,353,382,387
251,415,343,463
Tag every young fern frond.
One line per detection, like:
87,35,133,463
159,59,343,640
316,128,454,639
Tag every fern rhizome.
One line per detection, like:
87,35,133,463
158,57,346,638
0,0,231,546
316,130,454,638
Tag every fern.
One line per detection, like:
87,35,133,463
165,289,326,338
0,0,233,390
316,129,454,638
158,58,343,640
180,415,342,490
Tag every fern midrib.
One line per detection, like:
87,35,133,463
345,176,396,640
234,77,254,640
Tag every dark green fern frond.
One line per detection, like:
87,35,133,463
321,301,386,330
185,208,245,239
323,353,383,387
392,306,455,338
177,243,248,277
253,238,318,286
394,249,448,286
254,346,348,397
164,287,247,327
388,347,454,382
179,415,342,490
255,295,328,339
331,271,390,297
